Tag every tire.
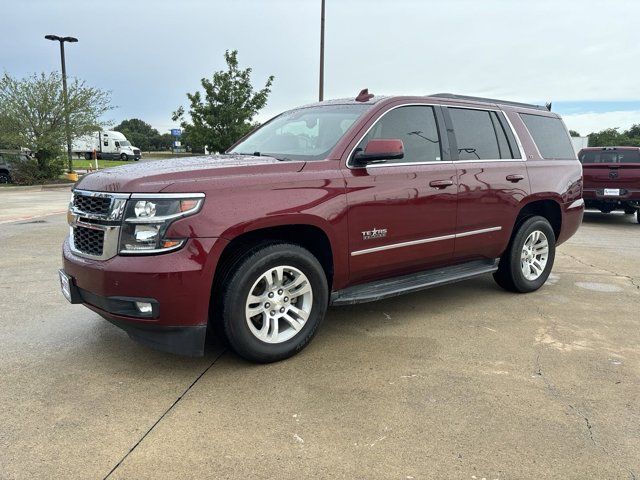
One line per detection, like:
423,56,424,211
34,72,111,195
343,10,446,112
493,216,556,293
84,152,92,160
120,153,128,161
0,171,10,184
637,210,640,224
221,243,328,363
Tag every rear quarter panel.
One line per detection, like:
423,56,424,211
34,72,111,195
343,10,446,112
503,108,584,245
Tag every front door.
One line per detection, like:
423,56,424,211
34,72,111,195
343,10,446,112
343,104,458,284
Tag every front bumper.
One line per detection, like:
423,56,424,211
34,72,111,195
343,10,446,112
62,236,228,356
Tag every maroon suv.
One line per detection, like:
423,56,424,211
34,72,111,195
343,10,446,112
60,92,584,362
578,146,640,223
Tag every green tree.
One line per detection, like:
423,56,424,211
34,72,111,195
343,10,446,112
625,124,640,139
114,118,159,151
172,50,274,153
588,128,623,147
149,133,174,151
569,130,581,137
0,72,111,175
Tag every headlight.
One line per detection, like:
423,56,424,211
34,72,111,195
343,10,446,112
119,194,204,254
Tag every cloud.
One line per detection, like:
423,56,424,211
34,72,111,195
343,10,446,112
562,110,640,136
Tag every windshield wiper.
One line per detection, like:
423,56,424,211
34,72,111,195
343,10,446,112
231,151,291,161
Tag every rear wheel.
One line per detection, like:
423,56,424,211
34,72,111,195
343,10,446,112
624,206,636,215
221,243,328,363
0,171,10,184
637,210,640,224
84,152,92,160
494,216,556,293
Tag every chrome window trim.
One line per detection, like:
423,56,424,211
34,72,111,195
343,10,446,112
445,105,525,161
346,103,445,170
346,102,528,170
350,226,502,256
366,160,452,168
500,110,527,160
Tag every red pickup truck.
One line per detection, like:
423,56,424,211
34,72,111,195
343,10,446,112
60,92,584,362
578,146,640,223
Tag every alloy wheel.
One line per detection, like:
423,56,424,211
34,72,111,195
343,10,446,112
520,230,549,281
245,265,313,344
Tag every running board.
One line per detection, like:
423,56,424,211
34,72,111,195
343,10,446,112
330,259,499,305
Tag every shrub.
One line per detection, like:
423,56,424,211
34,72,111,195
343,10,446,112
7,154,64,185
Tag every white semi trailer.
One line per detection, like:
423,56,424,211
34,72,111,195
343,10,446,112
72,131,141,161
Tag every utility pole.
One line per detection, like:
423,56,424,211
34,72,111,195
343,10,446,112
45,35,78,173
319,0,325,102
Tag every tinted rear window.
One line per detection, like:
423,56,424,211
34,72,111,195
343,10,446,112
520,113,575,159
449,108,500,160
579,150,640,164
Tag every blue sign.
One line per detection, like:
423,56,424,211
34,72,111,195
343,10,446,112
171,129,182,137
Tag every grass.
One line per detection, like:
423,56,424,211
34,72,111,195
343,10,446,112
71,152,199,170
72,159,130,169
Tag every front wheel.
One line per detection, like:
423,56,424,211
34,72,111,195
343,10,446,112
120,153,128,161
221,243,328,363
494,216,556,293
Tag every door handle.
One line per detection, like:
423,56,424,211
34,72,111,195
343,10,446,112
506,174,524,183
429,179,454,189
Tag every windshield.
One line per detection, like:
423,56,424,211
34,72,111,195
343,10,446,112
119,140,131,147
579,149,640,164
229,104,369,161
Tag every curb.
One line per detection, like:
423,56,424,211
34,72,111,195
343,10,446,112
0,183,74,192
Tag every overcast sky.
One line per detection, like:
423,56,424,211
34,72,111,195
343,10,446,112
2,0,639,136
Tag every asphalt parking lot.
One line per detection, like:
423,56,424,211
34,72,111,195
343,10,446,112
0,191,638,479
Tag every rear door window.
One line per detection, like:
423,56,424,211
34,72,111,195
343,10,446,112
357,105,442,164
520,113,575,159
579,149,640,164
448,108,501,160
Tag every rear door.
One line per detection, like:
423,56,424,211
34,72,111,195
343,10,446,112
444,106,530,261
343,104,458,284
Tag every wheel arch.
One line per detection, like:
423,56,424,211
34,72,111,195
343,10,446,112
215,220,337,292
513,198,562,242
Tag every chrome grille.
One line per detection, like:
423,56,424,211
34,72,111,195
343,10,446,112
73,226,105,256
73,193,112,215
68,190,130,260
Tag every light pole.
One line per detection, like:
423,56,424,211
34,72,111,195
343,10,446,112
45,34,78,173
319,0,325,101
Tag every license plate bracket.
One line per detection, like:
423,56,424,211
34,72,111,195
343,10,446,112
59,270,76,303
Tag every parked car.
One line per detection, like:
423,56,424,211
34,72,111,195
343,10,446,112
578,146,640,223
59,92,584,362
0,150,32,184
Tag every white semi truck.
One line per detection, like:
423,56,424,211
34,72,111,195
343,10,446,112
72,130,141,161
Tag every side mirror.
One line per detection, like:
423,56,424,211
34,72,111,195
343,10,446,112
352,139,404,167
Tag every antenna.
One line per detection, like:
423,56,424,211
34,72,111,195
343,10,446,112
356,88,374,102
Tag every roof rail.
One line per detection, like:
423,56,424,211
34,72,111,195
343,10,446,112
431,93,549,111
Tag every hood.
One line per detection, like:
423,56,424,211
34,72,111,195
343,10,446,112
75,154,306,193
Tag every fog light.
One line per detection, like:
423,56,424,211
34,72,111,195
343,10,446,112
135,301,153,314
